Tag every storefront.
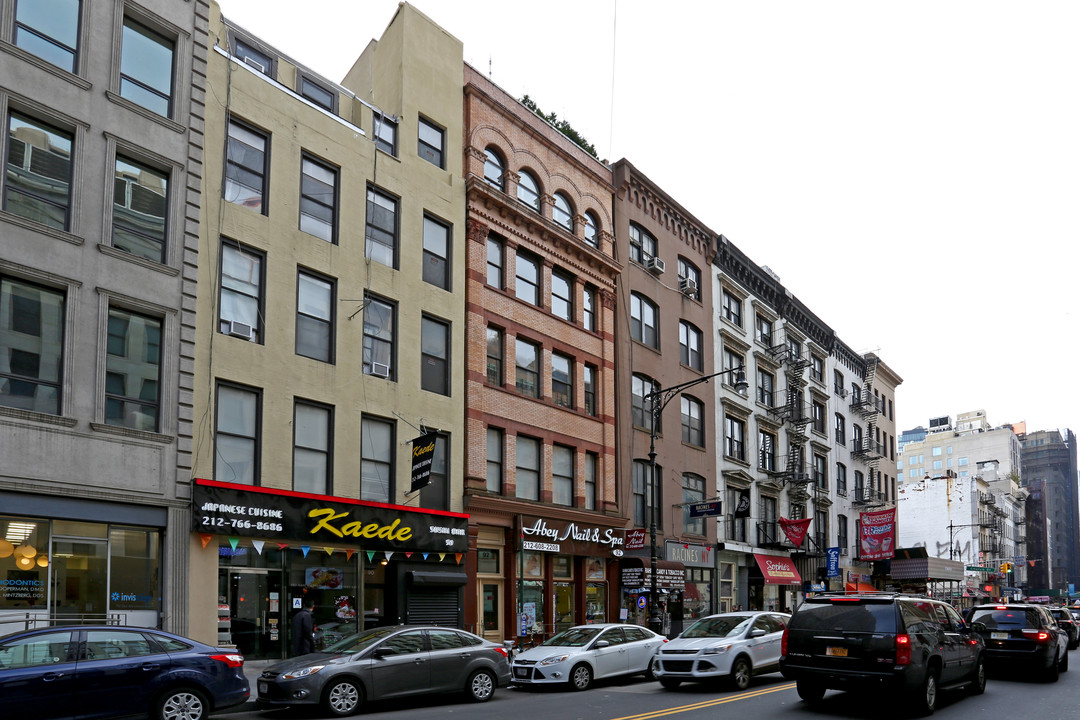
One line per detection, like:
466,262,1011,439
666,540,716,624
620,557,685,635
190,479,468,660
749,552,802,612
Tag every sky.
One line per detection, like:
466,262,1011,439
218,0,1080,437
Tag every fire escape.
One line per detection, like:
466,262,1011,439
850,356,887,507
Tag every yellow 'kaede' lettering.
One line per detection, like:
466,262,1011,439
308,508,413,542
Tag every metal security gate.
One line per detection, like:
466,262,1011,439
406,587,460,626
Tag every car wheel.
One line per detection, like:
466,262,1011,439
569,663,593,691
730,656,751,691
643,658,656,681
659,677,681,690
467,669,496,702
911,668,938,716
969,656,986,695
796,679,825,704
322,678,364,717
155,687,208,720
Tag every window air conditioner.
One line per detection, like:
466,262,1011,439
226,320,254,340
645,256,666,275
369,362,391,378
839,547,848,556
678,277,698,296
242,56,267,73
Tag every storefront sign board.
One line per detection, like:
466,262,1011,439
519,516,625,556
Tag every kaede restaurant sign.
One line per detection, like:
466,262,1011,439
520,516,625,556
193,479,468,552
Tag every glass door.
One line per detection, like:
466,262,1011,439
51,538,108,622
220,569,283,660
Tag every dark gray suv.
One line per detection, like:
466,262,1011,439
780,593,985,716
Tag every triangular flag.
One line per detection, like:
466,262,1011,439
324,547,334,556
384,551,393,562
345,549,355,561
228,538,239,550
438,553,446,561
301,546,311,557
366,551,375,563
455,553,463,564
1029,560,1036,567
405,552,413,559
276,542,289,550
199,534,213,549
423,553,429,560
252,540,265,555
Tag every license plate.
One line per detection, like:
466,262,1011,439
825,646,848,657
258,680,268,694
514,668,529,678
991,632,1008,640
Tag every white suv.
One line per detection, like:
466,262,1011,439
654,611,790,690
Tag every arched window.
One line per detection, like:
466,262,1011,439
484,148,504,190
517,170,540,211
552,192,573,230
583,211,600,248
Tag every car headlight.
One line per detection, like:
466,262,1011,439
282,665,326,679
539,654,570,666
702,646,730,655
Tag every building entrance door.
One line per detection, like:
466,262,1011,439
220,569,283,660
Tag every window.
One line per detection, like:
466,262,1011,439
683,473,705,535
680,321,702,370
813,453,827,489
583,286,596,331
486,427,503,493
722,349,744,388
721,289,742,327
552,192,573,230
120,17,174,117
932,446,942,456
112,155,168,263
516,435,540,501
553,445,574,506
677,258,701,300
632,460,660,529
853,424,863,452
296,271,333,362
299,75,335,112
104,307,160,432
294,401,331,494
14,0,80,72
422,215,450,289
814,509,828,549
486,326,503,385
486,236,504,288
834,369,844,395
629,223,656,264
727,488,747,542
360,416,393,501
299,154,337,242
850,382,861,404
517,170,540,210
724,416,746,461
551,353,572,408
836,463,847,494
756,369,774,406
417,116,445,168
515,250,540,305
583,364,597,416
515,339,539,398
854,470,865,499
224,120,267,213
787,335,801,360
755,314,773,345
838,515,849,553
0,276,65,414
631,374,656,432
421,316,450,395
219,241,262,342
630,293,658,348
362,295,394,378
812,400,826,435
232,35,273,75
373,111,396,155
215,383,259,485
583,211,599,247
584,452,597,510
681,396,704,447
759,430,776,471
810,354,824,383
420,434,449,510
4,113,73,230
835,413,846,445
484,147,504,190
365,187,397,267
551,271,573,321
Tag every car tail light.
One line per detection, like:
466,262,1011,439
662,638,669,643
1037,631,1052,643
895,634,911,665
780,627,789,658
494,647,509,659
995,606,1008,610
211,653,244,668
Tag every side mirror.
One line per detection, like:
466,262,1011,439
970,622,986,634
371,647,393,659
594,640,610,649
748,629,766,639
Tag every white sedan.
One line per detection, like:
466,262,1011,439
654,611,790,690
510,624,666,690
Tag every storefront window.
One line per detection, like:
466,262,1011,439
520,579,545,635
477,548,499,574
519,551,542,578
683,567,712,622
290,550,360,644
218,544,284,568
0,516,50,611
554,581,575,633
109,527,160,611
585,557,604,580
552,555,572,579
585,583,606,623
52,538,107,618
363,562,386,629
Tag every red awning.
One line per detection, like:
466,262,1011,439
753,553,802,585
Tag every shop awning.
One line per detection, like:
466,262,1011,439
889,557,964,582
845,582,877,593
407,570,467,586
753,553,802,585
620,558,685,590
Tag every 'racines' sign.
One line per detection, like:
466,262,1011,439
520,516,625,557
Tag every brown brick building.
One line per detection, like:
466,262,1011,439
461,65,624,642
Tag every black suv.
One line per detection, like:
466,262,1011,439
1046,606,1079,650
780,593,985,716
965,603,1069,681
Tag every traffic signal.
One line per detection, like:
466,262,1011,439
999,562,1012,573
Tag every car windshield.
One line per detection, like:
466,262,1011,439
969,608,1040,629
323,627,399,653
542,628,601,647
682,615,752,639
794,600,897,633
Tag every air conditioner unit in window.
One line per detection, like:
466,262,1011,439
839,547,848,556
645,256,666,275
226,320,254,340
369,362,390,378
678,277,698,296
242,56,267,73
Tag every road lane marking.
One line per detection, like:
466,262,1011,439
607,684,796,720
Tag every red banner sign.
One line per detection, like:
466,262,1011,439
779,517,812,547
859,508,896,560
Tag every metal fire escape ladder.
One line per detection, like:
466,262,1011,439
851,356,885,506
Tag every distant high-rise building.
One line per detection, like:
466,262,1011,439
1020,429,1078,592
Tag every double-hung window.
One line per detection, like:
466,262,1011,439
120,17,174,117
113,155,168,263
583,364,597,416
362,295,394,378
677,257,701,300
486,236,504,288
299,76,335,112
810,354,824,383
679,321,702,370
633,460,660,529
422,215,450,289
813,453,827,489
420,435,449,510
484,148,504,190
759,430,776,471
420,315,450,396
756,314,773,345
0,276,65,415
631,375,656,432
296,271,333,363
628,222,655,264
14,0,81,72
515,339,539,398
4,113,73,230
515,436,540,501
219,241,262,342
486,427,503,493
836,463,848,495
360,416,393,502
417,117,445,168
552,192,573,230
630,293,657,348
584,452,598,510
681,396,704,447
724,416,745,461
105,307,161,432
224,120,267,213
553,445,574,506
583,211,599,248
551,271,573,321
515,251,540,305
551,353,572,408
365,187,397,267
299,154,337,242
812,400,826,435
721,289,742,327
215,382,259,485
486,326,503,385
835,413,846,445
517,170,540,211
583,286,596,331
757,369,774,406
683,473,705,535
373,112,397,155
294,401,332,495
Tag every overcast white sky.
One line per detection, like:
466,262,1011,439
219,0,1079,438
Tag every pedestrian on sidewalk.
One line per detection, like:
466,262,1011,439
292,599,315,656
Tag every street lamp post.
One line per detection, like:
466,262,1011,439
644,365,748,636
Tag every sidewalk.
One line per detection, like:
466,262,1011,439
222,658,275,713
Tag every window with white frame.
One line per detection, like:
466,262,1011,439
296,270,333,363
293,400,331,495
215,382,259,485
721,289,742,327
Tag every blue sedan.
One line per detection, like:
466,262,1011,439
0,625,249,720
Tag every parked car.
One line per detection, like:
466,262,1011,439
654,611,789,690
965,603,1068,681
510,623,665,690
780,592,984,716
257,625,510,716
0,624,249,720
1046,606,1079,649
